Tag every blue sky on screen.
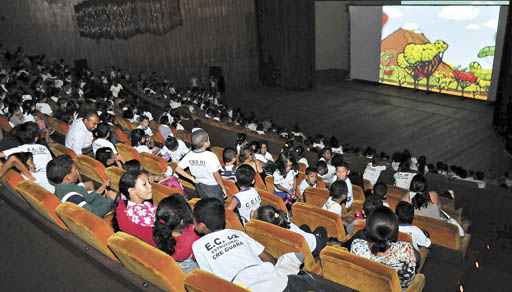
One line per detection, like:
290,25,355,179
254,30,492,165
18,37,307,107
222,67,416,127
382,5,501,69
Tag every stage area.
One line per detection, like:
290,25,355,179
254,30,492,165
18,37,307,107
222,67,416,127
226,80,511,176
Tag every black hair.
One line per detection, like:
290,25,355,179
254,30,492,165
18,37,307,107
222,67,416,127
274,153,297,176
329,136,340,148
130,128,146,147
363,195,384,217
329,180,348,201
320,147,332,159
15,121,39,144
94,123,112,139
119,170,141,199
305,166,317,176
95,147,115,167
236,133,247,145
123,159,143,173
12,152,33,165
409,174,427,193
159,115,169,125
235,164,256,188
373,183,388,200
417,155,427,175
411,192,432,210
164,136,179,151
365,206,398,254
395,201,415,224
46,155,74,185
193,198,226,232
255,205,290,229
153,195,194,255
316,160,328,175
222,147,237,164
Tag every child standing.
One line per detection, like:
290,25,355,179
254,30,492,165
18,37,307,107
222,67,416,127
219,147,237,181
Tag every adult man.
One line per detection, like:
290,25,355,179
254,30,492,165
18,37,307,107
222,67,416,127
65,111,99,155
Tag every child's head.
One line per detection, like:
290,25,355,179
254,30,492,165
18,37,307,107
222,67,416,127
321,148,333,161
373,183,388,200
46,155,80,185
316,160,328,176
123,159,143,173
13,152,35,172
222,147,237,165
362,195,384,218
164,136,179,151
193,198,226,234
409,174,426,193
153,195,194,255
95,147,116,167
16,121,39,144
94,122,111,139
255,205,289,229
304,166,318,185
191,129,210,150
119,170,152,203
335,162,350,181
236,133,247,145
139,116,150,128
395,201,414,225
235,164,256,188
329,136,340,148
130,128,147,147
329,180,348,204
260,141,269,154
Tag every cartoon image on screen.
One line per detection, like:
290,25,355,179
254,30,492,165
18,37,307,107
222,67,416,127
379,6,500,100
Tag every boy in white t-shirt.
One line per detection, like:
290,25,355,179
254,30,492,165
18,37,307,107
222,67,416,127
396,201,431,251
193,199,310,292
92,122,117,156
219,147,237,181
322,180,348,217
335,162,353,208
175,129,226,201
363,161,387,187
254,141,274,165
298,167,317,200
227,165,261,224
317,160,336,186
159,136,190,162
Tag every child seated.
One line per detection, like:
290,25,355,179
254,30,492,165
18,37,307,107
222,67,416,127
227,165,261,224
317,160,336,185
47,155,115,217
334,161,353,208
256,205,327,257
112,170,156,246
254,141,274,164
153,195,200,272
130,129,158,154
272,155,298,202
322,180,348,217
298,166,317,196
192,198,302,292
395,201,431,251
95,147,122,168
372,182,390,207
0,152,54,192
158,136,189,162
175,129,226,201
92,122,117,156
219,147,237,181
137,116,153,137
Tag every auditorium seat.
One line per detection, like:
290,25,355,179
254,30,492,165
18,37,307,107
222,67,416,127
264,176,275,194
210,146,224,163
140,152,168,176
225,209,244,231
114,116,136,131
151,182,184,206
222,179,239,198
75,155,109,184
303,187,329,208
48,142,77,160
178,178,196,191
320,246,426,292
244,219,321,275
1,169,26,193
152,130,166,146
116,143,140,162
184,270,250,292
175,130,192,144
15,180,67,229
254,173,267,191
47,116,70,136
413,215,471,257
56,202,117,260
105,166,125,192
257,189,288,213
317,178,327,190
113,127,131,145
351,185,365,212
291,203,347,241
107,232,186,292
0,115,12,132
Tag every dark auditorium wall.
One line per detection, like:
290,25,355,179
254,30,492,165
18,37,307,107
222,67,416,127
0,0,259,89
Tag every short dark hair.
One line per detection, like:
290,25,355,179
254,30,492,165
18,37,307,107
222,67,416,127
123,159,142,173
130,128,146,147
395,201,414,224
235,164,256,188
373,183,388,199
16,121,39,144
329,180,348,200
223,147,237,164
194,198,226,232
316,160,328,175
363,195,384,217
12,152,33,165
256,205,289,229
410,174,427,192
305,166,317,176
46,155,74,185
94,123,111,138
95,147,114,167
365,206,398,254
164,136,179,151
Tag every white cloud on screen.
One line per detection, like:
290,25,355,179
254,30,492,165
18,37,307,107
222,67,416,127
438,6,479,21
402,23,420,31
465,24,481,30
383,6,403,19
483,18,498,29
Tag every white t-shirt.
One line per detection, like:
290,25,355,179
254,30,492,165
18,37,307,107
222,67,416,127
178,150,221,185
288,223,317,252
65,118,93,155
398,224,431,251
110,83,123,98
137,125,153,137
254,152,274,164
273,169,297,193
322,197,342,217
23,113,35,123
298,179,315,196
394,172,417,190
135,145,152,154
298,157,309,167
92,138,117,155
159,139,189,162
234,187,261,223
319,164,336,185
363,163,387,186
36,102,53,116
344,177,353,208
192,229,288,292
3,144,52,173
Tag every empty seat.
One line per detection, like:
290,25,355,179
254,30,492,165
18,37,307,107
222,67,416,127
320,246,426,292
48,142,77,160
413,215,471,256
105,166,125,192
303,187,329,208
264,176,275,194
56,202,116,260
75,155,109,184
151,182,184,206
116,143,140,162
244,219,321,275
114,116,135,131
107,232,186,292
184,270,249,292
15,180,67,229
140,152,168,176
351,185,365,211
257,189,288,213
291,203,346,241
222,179,239,198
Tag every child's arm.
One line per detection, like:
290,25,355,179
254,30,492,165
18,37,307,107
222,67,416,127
259,250,276,264
0,156,34,180
213,171,227,195
175,166,197,184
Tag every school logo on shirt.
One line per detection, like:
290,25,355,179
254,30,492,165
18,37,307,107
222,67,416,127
204,233,243,260
190,159,206,167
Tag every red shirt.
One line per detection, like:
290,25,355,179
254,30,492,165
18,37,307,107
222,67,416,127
172,224,200,261
116,199,156,247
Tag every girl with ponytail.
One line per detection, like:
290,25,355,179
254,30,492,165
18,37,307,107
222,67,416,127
153,195,199,272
